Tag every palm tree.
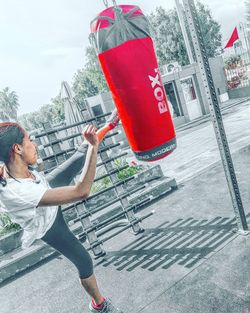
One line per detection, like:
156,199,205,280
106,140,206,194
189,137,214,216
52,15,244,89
0,87,19,121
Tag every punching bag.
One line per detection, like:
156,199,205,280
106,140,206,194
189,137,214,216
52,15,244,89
90,4,176,161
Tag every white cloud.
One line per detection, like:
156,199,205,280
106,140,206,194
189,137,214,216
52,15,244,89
41,47,83,58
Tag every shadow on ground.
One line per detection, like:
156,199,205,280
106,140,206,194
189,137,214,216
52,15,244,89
95,214,250,272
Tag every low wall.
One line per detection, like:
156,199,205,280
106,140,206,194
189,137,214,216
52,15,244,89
228,86,250,98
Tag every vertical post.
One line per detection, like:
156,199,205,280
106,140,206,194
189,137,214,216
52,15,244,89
75,203,105,257
182,0,248,234
175,0,195,64
99,146,144,234
239,23,250,64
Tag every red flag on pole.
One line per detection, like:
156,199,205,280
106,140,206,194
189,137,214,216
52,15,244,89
224,27,239,48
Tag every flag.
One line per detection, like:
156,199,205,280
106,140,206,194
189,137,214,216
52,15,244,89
224,27,239,48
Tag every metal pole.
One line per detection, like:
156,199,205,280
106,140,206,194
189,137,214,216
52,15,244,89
240,23,250,64
182,0,249,234
99,143,144,234
175,0,195,64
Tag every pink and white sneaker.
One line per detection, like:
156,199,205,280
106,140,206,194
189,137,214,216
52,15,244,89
89,298,123,313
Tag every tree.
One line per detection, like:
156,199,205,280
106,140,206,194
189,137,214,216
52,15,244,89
246,0,250,25
0,87,19,121
149,7,189,66
18,111,42,131
18,101,65,132
72,69,99,100
51,95,65,123
196,2,222,58
72,46,108,106
148,2,222,66
84,46,108,93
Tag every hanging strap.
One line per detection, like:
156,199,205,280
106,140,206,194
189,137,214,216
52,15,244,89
90,5,140,29
90,4,150,53
103,0,118,8
123,6,140,18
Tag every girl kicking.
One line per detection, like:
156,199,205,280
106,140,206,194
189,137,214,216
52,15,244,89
0,111,123,313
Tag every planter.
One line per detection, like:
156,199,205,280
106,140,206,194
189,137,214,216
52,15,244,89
0,229,23,256
86,165,163,211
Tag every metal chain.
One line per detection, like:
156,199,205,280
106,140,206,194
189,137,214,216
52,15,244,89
103,0,118,8
103,0,108,7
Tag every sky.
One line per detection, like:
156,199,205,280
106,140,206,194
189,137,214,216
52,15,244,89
0,0,247,115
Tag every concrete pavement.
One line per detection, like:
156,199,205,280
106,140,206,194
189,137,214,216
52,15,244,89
154,98,250,182
1,99,250,313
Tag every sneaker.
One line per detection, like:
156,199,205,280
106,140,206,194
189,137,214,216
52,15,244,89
89,298,123,313
106,109,120,130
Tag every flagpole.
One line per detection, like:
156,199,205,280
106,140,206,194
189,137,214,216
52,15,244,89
175,0,195,64
239,22,250,64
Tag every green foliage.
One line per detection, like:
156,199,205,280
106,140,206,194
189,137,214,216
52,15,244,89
149,7,189,66
51,95,65,123
85,46,109,93
72,68,99,106
196,2,222,58
246,0,250,24
18,111,42,131
0,213,21,237
114,158,145,180
0,87,19,121
72,46,108,106
18,98,65,132
90,159,145,194
224,55,247,89
148,2,222,66
91,175,112,194
224,55,242,69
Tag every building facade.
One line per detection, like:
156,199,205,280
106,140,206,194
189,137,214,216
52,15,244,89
85,56,228,129
161,56,228,127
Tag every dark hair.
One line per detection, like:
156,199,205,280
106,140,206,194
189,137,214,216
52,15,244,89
0,122,25,186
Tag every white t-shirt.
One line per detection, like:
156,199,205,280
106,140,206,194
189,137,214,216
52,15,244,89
0,170,58,249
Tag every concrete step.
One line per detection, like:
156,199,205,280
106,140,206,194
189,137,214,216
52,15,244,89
0,240,57,284
0,222,85,285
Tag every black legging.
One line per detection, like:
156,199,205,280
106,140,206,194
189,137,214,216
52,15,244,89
41,208,93,279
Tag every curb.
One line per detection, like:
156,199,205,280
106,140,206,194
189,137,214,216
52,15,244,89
176,97,250,132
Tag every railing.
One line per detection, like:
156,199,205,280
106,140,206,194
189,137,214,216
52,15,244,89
224,55,250,90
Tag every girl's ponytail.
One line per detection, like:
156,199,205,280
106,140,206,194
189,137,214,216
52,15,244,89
0,122,25,187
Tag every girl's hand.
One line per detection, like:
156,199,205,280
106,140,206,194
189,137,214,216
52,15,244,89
82,125,99,147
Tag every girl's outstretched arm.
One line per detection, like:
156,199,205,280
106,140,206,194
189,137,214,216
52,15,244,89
38,125,99,206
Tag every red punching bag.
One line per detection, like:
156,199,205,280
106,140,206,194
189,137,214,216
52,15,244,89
90,4,176,161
